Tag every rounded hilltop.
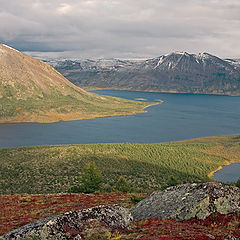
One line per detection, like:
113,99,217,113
0,44,154,123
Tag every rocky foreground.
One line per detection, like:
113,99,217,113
131,182,240,221
2,205,132,240
1,183,239,239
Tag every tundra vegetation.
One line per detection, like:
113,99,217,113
0,135,239,194
69,162,103,193
0,135,240,239
0,194,239,239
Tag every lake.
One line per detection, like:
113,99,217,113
213,163,240,183
0,90,240,149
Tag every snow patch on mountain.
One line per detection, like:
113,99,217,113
46,51,240,96
47,51,240,74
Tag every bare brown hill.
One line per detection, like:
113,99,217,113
0,44,151,123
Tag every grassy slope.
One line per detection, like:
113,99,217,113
1,135,239,194
0,88,155,123
0,44,154,123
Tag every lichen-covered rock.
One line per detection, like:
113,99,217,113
131,182,240,221
1,205,132,240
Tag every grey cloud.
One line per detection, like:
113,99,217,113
0,0,240,59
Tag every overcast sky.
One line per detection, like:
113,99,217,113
1,0,240,59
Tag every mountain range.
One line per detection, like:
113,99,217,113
0,44,150,123
47,52,240,96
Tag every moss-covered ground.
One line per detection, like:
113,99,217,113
1,135,239,194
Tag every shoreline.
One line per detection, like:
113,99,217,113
208,161,231,178
0,101,160,124
84,86,240,97
0,134,239,151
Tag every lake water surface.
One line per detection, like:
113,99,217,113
0,90,240,149
213,163,240,183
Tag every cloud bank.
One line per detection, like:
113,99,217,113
1,0,240,59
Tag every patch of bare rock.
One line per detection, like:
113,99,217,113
1,182,240,239
131,182,240,221
1,205,132,240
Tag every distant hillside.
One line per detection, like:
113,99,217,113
0,44,152,123
48,52,240,96
1,135,239,194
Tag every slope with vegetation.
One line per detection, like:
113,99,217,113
0,44,153,123
0,135,239,194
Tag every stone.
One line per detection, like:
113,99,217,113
131,182,240,221
1,205,132,240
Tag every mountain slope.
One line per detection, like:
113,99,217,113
49,52,240,96
0,44,152,123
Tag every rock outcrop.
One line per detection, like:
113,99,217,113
131,182,240,221
1,205,132,240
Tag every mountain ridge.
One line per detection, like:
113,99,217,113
48,51,240,96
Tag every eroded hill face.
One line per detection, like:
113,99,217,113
0,44,150,123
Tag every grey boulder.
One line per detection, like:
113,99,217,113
131,182,240,221
1,205,132,240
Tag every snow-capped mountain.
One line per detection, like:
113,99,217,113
46,52,240,96
47,58,138,71
137,52,238,72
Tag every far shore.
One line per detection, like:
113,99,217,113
82,86,239,97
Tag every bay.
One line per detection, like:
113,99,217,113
213,163,240,183
0,90,240,148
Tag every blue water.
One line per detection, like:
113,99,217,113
213,163,240,183
0,90,240,149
